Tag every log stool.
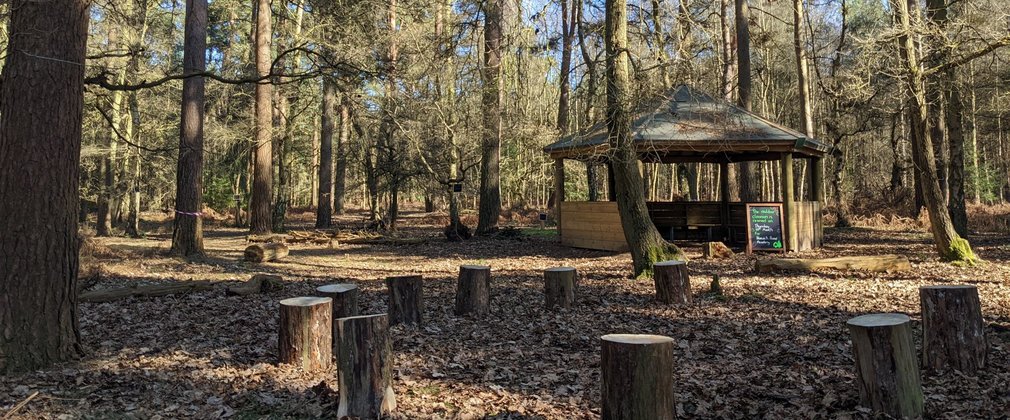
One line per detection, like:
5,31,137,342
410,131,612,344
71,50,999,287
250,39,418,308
315,283,360,319
386,275,423,326
653,260,691,304
336,314,396,418
846,313,923,418
278,297,332,371
920,285,986,374
544,267,577,310
601,334,676,420
455,265,491,316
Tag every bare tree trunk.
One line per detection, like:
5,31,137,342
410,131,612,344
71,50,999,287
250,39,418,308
926,0,968,236
557,0,574,133
735,0,758,202
250,0,274,234
606,0,684,277
476,0,504,235
793,0,814,140
171,0,208,256
334,99,350,214
891,0,975,262
577,0,600,201
316,78,336,228
0,0,88,374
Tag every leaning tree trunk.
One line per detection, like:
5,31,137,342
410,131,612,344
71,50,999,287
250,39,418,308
0,0,89,374
171,0,208,256
600,334,676,419
336,314,397,418
891,0,975,263
316,77,336,228
475,0,503,235
919,285,986,374
605,0,684,278
250,0,274,234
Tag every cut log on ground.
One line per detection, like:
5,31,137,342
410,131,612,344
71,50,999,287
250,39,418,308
278,297,332,372
702,242,734,259
386,275,423,326
846,313,923,418
244,242,289,263
79,281,213,303
316,283,360,320
653,260,691,304
336,314,396,418
454,265,491,316
246,233,288,243
755,255,911,273
544,267,577,310
226,274,284,296
600,334,676,420
920,285,987,374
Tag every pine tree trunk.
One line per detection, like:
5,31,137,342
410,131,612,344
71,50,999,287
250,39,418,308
476,0,503,235
386,275,423,326
278,297,332,371
336,314,397,418
454,265,492,316
544,267,577,310
171,0,208,256
334,99,350,214
735,0,759,201
250,0,274,234
919,285,986,374
600,334,676,420
605,0,684,277
0,0,89,374
316,78,336,228
846,313,924,418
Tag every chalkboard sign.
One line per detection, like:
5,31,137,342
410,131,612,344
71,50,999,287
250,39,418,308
451,183,463,193
746,203,785,253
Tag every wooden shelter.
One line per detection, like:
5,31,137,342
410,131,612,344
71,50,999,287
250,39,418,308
544,85,831,252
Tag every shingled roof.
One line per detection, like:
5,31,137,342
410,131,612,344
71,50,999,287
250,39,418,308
544,85,832,161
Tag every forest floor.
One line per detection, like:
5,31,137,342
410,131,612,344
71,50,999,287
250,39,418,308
3,210,1010,419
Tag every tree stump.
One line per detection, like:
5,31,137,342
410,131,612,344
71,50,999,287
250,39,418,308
315,283,360,319
653,260,691,304
601,334,676,420
846,313,923,418
386,275,423,326
454,265,491,316
702,242,734,259
544,267,577,310
278,297,332,372
244,242,289,262
920,285,987,374
336,314,396,418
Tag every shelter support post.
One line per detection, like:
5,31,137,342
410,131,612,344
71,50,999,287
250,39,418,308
607,162,617,202
812,157,824,247
554,158,565,230
719,162,730,241
781,153,797,251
